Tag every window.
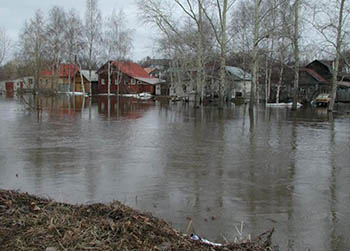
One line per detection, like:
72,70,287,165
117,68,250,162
102,79,105,85
131,79,136,85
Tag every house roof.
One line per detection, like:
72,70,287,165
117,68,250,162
40,64,79,78
134,77,165,85
225,66,252,81
300,68,328,83
81,70,98,82
319,60,333,71
339,81,350,87
112,61,151,79
144,67,156,74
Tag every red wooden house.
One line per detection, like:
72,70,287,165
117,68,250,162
97,61,163,95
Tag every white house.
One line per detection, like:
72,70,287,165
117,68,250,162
225,66,252,100
0,76,34,93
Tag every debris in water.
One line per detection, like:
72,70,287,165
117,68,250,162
191,233,223,247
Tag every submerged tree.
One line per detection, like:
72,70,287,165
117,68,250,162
200,0,236,107
84,0,102,95
137,0,217,106
291,0,300,111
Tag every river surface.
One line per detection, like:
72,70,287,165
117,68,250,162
0,94,349,250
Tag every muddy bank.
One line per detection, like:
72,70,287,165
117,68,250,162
0,189,274,250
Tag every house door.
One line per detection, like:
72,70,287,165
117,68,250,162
5,82,14,92
75,83,81,92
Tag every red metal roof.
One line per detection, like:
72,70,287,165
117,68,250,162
112,61,151,79
301,68,328,83
40,64,79,78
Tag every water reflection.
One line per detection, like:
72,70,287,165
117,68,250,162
0,95,349,250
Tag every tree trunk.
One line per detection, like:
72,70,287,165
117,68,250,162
77,57,85,94
277,61,284,103
249,0,261,111
196,0,204,106
328,0,345,112
219,0,228,108
108,61,111,96
292,0,300,111
265,57,269,104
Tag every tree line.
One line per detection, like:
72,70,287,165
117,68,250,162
137,0,349,111
0,0,132,95
0,0,349,112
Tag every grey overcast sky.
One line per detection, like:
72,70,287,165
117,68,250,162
0,0,157,61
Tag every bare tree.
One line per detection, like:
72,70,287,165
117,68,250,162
200,0,236,106
309,0,350,112
249,0,262,111
102,9,133,96
328,0,346,112
64,9,84,93
171,0,207,105
291,0,300,110
18,10,47,92
65,9,84,64
137,0,213,105
103,9,133,61
84,0,102,96
0,27,11,66
46,6,67,90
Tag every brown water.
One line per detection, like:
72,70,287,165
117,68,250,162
0,94,349,250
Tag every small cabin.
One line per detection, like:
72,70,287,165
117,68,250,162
97,61,164,95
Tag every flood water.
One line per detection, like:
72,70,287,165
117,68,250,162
0,94,350,250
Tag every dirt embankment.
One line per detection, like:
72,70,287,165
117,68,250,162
0,189,274,250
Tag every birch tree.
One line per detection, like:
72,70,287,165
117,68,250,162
0,27,11,66
291,0,300,110
137,0,210,105
328,0,346,112
200,0,236,106
102,9,133,95
46,6,67,90
172,0,207,105
64,9,84,92
18,10,47,92
65,9,84,64
84,0,102,96
249,0,262,111
308,0,350,111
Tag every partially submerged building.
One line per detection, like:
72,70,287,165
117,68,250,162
299,60,350,103
0,76,34,94
225,66,252,100
97,61,164,95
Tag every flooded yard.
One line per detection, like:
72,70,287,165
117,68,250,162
0,94,349,250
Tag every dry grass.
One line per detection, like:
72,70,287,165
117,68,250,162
0,189,274,250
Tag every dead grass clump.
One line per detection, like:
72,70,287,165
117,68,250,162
0,189,274,250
